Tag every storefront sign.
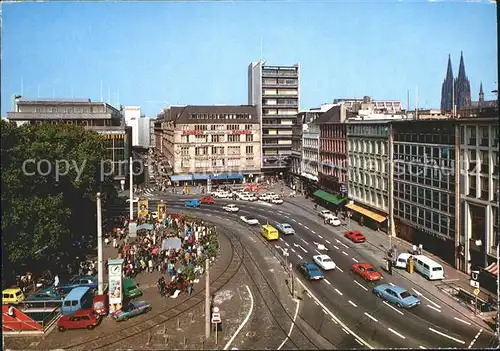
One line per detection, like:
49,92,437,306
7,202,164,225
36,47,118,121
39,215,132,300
232,130,252,135
157,203,167,220
183,130,203,135
108,258,124,307
138,200,149,218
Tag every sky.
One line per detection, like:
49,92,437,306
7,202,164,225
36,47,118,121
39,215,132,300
1,0,497,118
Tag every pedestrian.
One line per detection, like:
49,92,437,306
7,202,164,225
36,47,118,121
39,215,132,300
113,237,118,248
53,274,59,288
187,280,194,296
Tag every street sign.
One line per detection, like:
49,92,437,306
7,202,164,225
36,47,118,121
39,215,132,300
470,279,480,288
211,312,221,324
473,288,480,296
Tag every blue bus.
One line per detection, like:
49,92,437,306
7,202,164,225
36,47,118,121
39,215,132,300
61,287,93,315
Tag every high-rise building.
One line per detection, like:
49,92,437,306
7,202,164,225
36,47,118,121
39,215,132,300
454,51,472,112
248,61,299,173
440,55,455,114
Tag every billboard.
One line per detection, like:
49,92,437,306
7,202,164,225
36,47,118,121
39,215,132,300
157,203,167,221
108,258,124,306
138,199,149,218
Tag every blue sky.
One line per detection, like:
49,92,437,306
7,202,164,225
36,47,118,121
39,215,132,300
2,0,497,117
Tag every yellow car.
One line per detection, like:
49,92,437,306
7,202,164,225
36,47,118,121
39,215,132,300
3,288,25,305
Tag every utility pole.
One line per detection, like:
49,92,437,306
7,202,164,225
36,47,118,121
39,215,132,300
205,258,210,339
496,226,499,339
129,156,134,220
96,192,104,295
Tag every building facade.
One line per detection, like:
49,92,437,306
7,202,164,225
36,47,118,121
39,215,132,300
155,105,261,183
248,61,299,172
128,116,151,148
7,98,131,186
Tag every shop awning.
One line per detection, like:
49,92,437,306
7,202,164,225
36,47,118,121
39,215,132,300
210,174,228,180
170,175,193,182
192,174,209,180
345,202,387,223
226,173,244,180
313,190,346,205
484,263,499,277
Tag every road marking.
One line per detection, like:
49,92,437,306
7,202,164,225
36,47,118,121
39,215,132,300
352,257,359,263
333,245,339,250
342,328,349,334
468,329,482,349
311,230,316,234
330,317,338,324
324,279,331,285
354,280,368,291
314,300,319,306
428,327,465,344
355,339,363,345
412,289,441,309
284,215,290,218
298,222,304,226
348,300,357,307
318,235,323,239
223,285,254,350
382,301,404,315
277,299,300,350
325,240,331,244
297,254,303,260
340,242,349,248
291,248,296,253
315,249,322,255
304,225,309,230
388,328,406,339
300,238,308,245
336,267,344,272
322,309,327,314
364,312,378,322
336,239,341,243
292,219,297,222
419,346,426,349
426,304,441,312
335,289,343,296
284,242,290,247
342,251,348,256
295,278,373,349
279,237,284,242
388,282,395,286
454,317,471,326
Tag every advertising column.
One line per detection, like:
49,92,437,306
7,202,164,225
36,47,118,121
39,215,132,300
108,258,124,312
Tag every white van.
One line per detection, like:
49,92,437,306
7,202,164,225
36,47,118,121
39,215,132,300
394,253,412,269
413,255,445,280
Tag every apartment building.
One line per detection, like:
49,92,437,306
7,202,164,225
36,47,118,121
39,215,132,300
248,61,299,172
155,105,261,183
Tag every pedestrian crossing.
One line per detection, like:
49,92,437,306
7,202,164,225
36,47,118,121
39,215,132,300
143,187,156,198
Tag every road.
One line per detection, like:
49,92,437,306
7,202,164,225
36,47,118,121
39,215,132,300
109,193,497,349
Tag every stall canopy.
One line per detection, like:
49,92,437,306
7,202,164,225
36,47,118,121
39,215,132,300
162,237,182,251
226,173,244,180
313,190,346,205
210,174,228,180
192,174,209,180
136,223,154,231
170,175,193,182
345,202,387,223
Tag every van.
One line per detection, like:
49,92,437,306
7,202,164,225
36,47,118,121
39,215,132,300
413,255,445,280
62,287,93,315
394,253,412,269
2,288,25,305
123,279,142,299
260,225,279,241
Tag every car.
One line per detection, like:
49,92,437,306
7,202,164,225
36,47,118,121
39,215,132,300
297,263,324,280
185,199,201,208
276,223,295,235
345,230,366,243
26,287,64,302
258,194,271,201
112,301,151,321
223,204,239,212
239,194,251,201
318,210,334,219
213,191,230,198
271,197,284,204
352,263,382,281
2,288,25,305
247,194,258,201
200,196,215,204
57,275,97,294
327,216,341,226
126,197,139,203
372,284,420,309
312,255,336,271
240,216,259,225
57,309,101,332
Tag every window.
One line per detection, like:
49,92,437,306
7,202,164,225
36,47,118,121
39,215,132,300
479,126,489,146
480,151,489,174
228,135,240,142
227,124,239,130
195,147,208,156
181,146,189,156
246,134,254,142
245,124,252,130
212,135,222,143
228,146,240,155
480,177,489,200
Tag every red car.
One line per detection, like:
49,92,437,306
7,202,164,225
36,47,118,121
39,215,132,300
345,230,366,243
200,196,215,204
352,263,382,281
57,309,100,332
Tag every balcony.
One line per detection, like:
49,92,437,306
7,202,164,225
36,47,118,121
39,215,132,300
262,70,298,78
262,82,298,88
262,114,297,118
263,143,292,149
262,134,292,139
262,123,295,129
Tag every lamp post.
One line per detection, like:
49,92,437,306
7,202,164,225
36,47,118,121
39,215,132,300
96,192,104,295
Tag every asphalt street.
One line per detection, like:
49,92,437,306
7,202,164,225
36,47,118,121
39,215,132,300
109,193,497,349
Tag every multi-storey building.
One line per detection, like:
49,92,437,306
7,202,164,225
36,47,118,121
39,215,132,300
155,105,261,184
248,61,299,173
392,120,458,266
334,97,402,113
7,97,131,186
346,121,391,230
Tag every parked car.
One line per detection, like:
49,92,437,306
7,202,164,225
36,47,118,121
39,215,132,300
57,275,97,295
258,194,271,201
276,223,295,235
2,288,25,305
185,199,201,208
223,204,239,213
270,197,284,204
352,263,382,281
200,196,215,204
297,263,324,280
312,255,336,271
247,194,258,201
26,287,64,303
240,216,259,225
112,301,151,321
92,294,109,316
318,210,334,219
57,309,100,332
327,216,341,226
345,230,366,243
372,284,420,309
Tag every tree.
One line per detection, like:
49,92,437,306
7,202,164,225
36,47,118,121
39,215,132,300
1,121,116,282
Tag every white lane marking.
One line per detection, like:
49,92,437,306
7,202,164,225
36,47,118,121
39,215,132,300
314,300,319,306
322,309,327,314
330,317,338,324
355,339,363,345
304,225,309,230
311,230,316,234
348,300,357,307
318,235,323,239
325,240,331,244
388,282,395,286
342,328,349,334
412,289,441,309
335,288,343,296
277,299,300,350
382,301,404,315
336,239,341,243
333,245,339,250
468,329,483,349
454,317,471,326
340,242,349,248
279,237,284,242
336,267,344,273
364,312,378,322
295,278,373,349
291,219,297,222
324,279,331,285
428,327,465,345
293,243,307,253
298,222,304,226
419,346,426,349
354,280,368,291
388,328,406,339
284,242,290,247
223,285,254,350
297,254,303,260
291,248,296,253
426,304,441,312
352,257,359,263
284,215,290,218
342,251,348,256
300,238,308,245
315,249,322,255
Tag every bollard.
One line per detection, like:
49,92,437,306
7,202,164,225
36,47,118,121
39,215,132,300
164,334,169,344
184,337,188,346
177,317,181,328
163,323,166,335
201,336,205,349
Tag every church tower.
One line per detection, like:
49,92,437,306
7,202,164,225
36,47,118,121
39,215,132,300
440,55,454,113
454,51,472,112
479,82,484,107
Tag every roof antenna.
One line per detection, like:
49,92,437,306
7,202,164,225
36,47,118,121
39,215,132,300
260,34,263,63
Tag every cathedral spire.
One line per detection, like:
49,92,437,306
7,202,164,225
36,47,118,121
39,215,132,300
458,51,466,79
479,82,484,106
446,54,453,79
441,54,454,113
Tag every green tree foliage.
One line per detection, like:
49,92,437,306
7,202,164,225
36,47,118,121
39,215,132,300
1,120,116,278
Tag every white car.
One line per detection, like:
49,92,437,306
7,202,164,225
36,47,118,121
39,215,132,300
237,192,251,199
215,191,231,198
319,210,334,219
312,255,336,270
271,197,283,204
223,204,239,213
240,216,259,225
126,197,139,203
247,194,258,201
258,194,270,201
328,216,342,226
